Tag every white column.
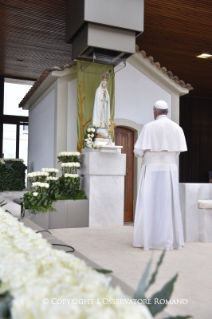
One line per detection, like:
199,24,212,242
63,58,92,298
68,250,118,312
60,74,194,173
80,147,126,227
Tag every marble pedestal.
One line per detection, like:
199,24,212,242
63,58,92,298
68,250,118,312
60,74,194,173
179,183,212,242
198,209,212,242
80,146,126,227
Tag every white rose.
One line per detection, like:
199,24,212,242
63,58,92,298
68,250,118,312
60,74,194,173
33,192,38,196
91,134,94,137
87,128,91,132
87,134,90,137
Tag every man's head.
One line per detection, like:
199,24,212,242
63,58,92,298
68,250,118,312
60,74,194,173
153,100,168,120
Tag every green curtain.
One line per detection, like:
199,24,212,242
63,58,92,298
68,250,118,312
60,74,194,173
77,61,115,152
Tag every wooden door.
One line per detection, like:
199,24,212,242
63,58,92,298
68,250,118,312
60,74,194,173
115,127,134,222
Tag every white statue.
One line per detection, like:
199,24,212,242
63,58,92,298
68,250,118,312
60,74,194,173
92,73,110,138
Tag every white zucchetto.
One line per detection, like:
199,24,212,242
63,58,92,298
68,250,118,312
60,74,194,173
154,100,168,109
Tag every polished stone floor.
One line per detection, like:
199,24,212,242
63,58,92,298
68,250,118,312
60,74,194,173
51,225,212,319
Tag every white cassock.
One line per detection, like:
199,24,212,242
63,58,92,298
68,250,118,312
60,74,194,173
133,115,187,250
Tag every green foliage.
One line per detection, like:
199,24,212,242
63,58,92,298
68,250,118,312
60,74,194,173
94,268,113,274
134,251,192,318
0,200,7,207
134,259,152,300
164,316,192,319
0,161,26,191
22,191,56,214
48,177,87,201
57,155,81,164
147,274,178,316
0,283,12,319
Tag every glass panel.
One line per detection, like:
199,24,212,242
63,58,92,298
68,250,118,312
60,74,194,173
19,124,28,166
3,124,16,159
3,80,33,116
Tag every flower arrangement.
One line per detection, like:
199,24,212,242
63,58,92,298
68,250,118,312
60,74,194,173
22,150,87,213
107,119,116,143
57,152,80,163
0,208,152,319
49,152,87,201
84,125,97,148
23,171,56,214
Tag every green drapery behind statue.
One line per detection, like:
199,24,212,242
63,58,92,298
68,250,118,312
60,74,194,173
77,61,115,152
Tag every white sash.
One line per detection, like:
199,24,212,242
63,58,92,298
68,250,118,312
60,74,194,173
142,151,177,165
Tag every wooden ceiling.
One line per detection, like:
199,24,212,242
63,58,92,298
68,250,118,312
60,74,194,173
0,0,211,97
137,0,212,98
0,0,72,80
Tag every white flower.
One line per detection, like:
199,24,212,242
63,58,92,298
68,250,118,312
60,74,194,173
33,192,38,196
92,128,95,132
93,144,100,149
87,134,90,137
46,176,58,181
32,182,49,188
91,134,94,137
87,128,91,132
0,209,152,319
64,174,79,178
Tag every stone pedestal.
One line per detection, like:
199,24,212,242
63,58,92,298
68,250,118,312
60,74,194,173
198,209,212,242
80,146,126,227
179,183,212,242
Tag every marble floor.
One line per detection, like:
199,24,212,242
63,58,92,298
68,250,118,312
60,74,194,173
51,226,212,319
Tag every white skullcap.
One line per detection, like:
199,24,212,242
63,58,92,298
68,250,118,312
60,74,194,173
154,100,168,109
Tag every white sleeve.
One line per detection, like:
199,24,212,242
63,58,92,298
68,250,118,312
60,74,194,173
134,149,145,158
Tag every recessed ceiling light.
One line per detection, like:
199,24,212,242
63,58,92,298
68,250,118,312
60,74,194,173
197,53,212,59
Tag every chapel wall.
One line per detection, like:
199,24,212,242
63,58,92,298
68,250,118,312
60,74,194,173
114,62,172,125
28,89,55,173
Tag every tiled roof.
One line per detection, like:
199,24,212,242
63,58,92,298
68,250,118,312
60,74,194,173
19,62,76,108
136,45,194,91
19,47,193,108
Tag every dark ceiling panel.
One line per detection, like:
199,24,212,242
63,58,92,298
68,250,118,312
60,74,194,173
0,0,72,79
0,0,211,97
136,0,212,97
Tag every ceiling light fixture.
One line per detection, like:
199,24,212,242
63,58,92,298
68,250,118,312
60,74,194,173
197,53,212,59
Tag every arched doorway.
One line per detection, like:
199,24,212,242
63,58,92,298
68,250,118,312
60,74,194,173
115,126,134,222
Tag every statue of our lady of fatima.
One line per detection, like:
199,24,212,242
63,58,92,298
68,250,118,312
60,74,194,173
92,72,110,138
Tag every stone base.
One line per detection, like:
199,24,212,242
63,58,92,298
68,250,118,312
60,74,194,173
25,200,89,229
179,183,212,242
82,175,124,227
198,209,212,242
80,149,126,227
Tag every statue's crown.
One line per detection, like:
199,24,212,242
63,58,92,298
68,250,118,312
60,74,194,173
102,72,110,82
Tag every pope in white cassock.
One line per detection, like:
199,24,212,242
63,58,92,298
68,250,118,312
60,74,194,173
133,100,187,251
